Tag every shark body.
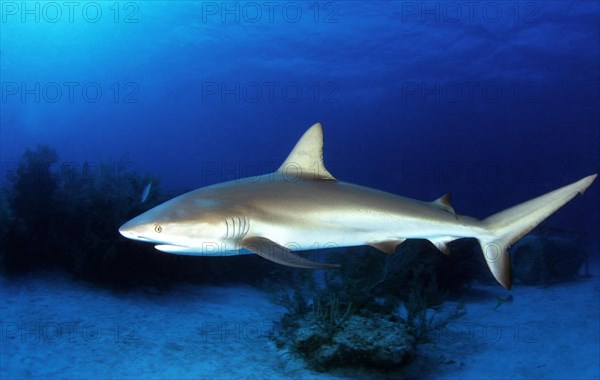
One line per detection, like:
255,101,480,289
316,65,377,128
119,123,597,288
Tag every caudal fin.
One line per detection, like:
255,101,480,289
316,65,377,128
478,174,597,289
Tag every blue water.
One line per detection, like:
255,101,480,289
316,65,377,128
1,1,599,378
2,2,598,234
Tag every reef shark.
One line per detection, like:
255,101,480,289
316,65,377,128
119,123,597,289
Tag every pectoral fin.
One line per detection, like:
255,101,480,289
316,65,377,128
240,236,339,269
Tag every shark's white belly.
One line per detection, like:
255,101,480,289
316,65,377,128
248,209,481,251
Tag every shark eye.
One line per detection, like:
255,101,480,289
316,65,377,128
154,224,162,233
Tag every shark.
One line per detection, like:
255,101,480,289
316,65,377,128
119,123,597,289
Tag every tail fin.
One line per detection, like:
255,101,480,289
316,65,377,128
478,174,597,289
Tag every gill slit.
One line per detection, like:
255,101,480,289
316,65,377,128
225,216,250,241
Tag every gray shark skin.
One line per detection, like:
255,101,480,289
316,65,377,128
119,123,597,289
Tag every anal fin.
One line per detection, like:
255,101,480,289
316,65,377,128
428,237,456,255
240,236,339,269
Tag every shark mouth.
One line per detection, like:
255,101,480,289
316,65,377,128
154,244,199,255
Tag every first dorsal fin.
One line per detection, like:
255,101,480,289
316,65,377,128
432,193,456,216
277,123,336,181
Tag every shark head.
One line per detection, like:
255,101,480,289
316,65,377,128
118,193,229,254
118,122,333,257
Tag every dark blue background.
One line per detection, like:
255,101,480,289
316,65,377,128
1,1,598,244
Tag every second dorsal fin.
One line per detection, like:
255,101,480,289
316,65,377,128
277,123,336,181
432,193,456,216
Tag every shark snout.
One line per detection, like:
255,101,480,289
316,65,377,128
118,221,145,240
118,222,134,238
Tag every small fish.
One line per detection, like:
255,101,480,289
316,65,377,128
140,182,152,203
494,295,514,310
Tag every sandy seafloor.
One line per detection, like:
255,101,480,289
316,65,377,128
0,260,598,380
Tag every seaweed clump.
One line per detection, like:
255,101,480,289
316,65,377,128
0,145,170,285
2,145,61,271
0,189,13,258
0,145,283,287
271,240,471,372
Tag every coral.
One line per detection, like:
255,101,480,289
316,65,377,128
275,287,415,372
271,240,473,371
265,269,318,315
268,230,501,373
312,294,352,335
402,274,467,344
403,274,439,342
511,228,587,285
363,239,480,303
289,313,415,371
